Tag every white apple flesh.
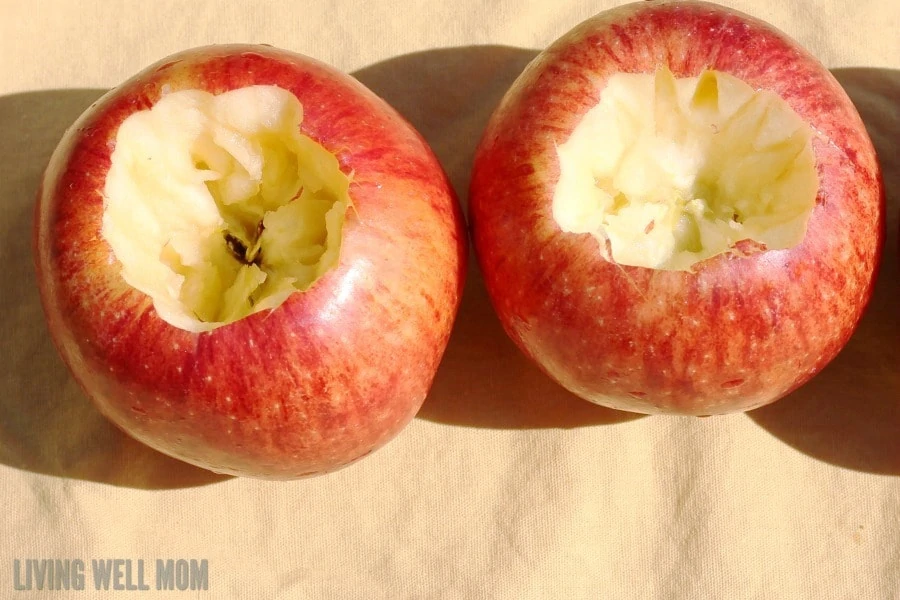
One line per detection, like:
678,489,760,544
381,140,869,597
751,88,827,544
469,1,884,415
34,45,467,478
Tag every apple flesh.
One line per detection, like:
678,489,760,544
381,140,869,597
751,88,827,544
34,44,467,478
469,1,884,415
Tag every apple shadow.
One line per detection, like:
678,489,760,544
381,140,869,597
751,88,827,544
421,262,645,428
0,89,232,488
353,46,643,428
352,45,538,216
748,68,900,475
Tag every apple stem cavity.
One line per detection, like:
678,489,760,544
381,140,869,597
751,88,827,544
552,67,819,271
224,226,264,267
100,85,352,332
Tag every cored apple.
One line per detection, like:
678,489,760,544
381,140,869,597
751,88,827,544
34,45,467,478
470,1,884,415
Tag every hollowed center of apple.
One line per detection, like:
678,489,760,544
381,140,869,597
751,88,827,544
101,86,351,332
553,67,818,271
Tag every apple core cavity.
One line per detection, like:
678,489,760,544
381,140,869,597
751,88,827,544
553,67,818,271
101,85,351,332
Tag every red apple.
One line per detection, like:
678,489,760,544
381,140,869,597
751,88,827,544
34,44,467,478
469,1,884,415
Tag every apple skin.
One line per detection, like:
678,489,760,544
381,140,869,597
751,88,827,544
34,44,467,478
469,1,884,415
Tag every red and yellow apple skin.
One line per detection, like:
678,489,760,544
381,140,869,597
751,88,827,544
469,1,884,415
34,45,467,478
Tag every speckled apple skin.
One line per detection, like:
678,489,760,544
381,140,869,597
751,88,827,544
470,1,884,415
34,45,467,478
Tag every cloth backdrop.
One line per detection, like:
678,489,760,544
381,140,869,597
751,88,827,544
1,0,898,598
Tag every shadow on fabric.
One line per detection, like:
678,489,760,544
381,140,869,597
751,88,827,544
748,68,900,476
0,88,231,489
355,46,645,429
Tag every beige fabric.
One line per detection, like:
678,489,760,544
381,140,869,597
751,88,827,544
1,1,898,597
